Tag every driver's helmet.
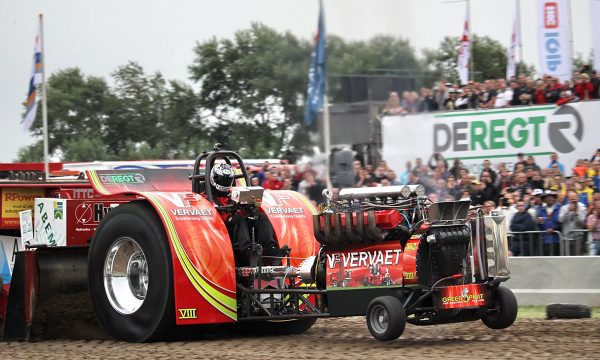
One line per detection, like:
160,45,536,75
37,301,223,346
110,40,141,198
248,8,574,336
210,163,235,195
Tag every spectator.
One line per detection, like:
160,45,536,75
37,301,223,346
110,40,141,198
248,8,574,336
387,170,401,185
536,191,562,255
372,167,389,183
517,79,535,105
534,80,548,104
418,88,439,112
435,179,448,200
262,171,284,190
586,197,600,256
575,73,595,100
479,80,497,108
409,170,432,195
460,190,472,202
454,89,469,109
511,199,535,232
282,178,293,190
383,92,403,115
446,174,461,199
560,191,587,255
380,178,390,186
399,161,411,185
497,193,516,225
510,80,522,106
251,177,260,186
444,194,456,201
526,156,541,172
256,161,270,184
572,159,588,178
480,160,497,183
468,85,480,109
443,89,456,110
556,90,575,106
548,153,565,173
353,162,363,186
483,200,496,216
494,80,513,107
513,153,526,172
449,158,465,180
529,172,544,190
577,177,594,207
513,173,532,198
435,84,446,110
470,180,485,206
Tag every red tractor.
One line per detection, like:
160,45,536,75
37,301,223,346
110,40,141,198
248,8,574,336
329,260,352,288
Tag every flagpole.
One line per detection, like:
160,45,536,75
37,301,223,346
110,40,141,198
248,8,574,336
39,14,49,175
467,0,473,82
321,0,332,189
517,0,523,76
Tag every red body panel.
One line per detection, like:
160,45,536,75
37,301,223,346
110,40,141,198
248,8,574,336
324,243,403,290
433,284,491,310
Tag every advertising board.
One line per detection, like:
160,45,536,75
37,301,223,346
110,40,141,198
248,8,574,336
382,101,600,175
1,188,45,227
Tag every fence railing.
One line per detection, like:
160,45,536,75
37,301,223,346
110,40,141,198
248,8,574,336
508,229,598,256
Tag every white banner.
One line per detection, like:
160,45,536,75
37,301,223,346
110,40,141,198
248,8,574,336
507,0,520,80
456,6,470,85
537,0,572,82
592,0,600,72
382,101,600,175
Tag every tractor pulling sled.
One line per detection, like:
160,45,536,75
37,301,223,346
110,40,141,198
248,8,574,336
0,146,517,342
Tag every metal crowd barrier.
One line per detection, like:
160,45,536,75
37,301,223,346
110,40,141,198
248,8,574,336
507,231,565,256
508,229,599,256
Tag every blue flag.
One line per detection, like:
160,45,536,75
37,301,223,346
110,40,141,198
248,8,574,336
305,3,326,126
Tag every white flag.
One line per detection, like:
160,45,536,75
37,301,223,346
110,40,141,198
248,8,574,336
456,6,470,85
506,0,520,80
537,0,571,82
23,20,43,133
592,0,600,72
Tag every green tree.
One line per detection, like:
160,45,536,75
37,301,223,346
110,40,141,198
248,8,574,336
61,137,113,162
27,68,114,155
14,141,44,162
572,49,595,74
189,23,313,159
424,35,536,83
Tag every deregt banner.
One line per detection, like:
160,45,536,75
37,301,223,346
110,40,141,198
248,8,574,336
537,0,572,82
381,101,600,175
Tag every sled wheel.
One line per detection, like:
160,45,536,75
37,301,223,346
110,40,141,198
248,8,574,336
546,303,592,319
482,286,518,329
88,201,175,342
366,296,406,341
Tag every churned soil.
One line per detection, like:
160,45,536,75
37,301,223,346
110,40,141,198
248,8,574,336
1,317,599,359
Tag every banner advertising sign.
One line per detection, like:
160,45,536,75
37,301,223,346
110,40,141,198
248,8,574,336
1,188,44,227
592,0,600,73
537,0,572,82
382,101,600,175
506,0,520,80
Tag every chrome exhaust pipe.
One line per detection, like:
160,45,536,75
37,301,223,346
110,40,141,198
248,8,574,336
345,213,361,244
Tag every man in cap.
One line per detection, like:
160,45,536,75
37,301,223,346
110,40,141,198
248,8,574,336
454,88,469,109
470,180,485,206
559,190,588,255
535,190,563,255
443,88,456,111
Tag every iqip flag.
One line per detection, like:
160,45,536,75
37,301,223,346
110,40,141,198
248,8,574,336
305,1,326,126
506,0,520,80
537,0,571,82
23,21,43,133
456,6,470,85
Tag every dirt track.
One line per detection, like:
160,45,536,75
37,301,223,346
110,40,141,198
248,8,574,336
2,317,600,359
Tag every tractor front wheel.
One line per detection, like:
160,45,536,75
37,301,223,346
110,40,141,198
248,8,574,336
366,296,406,341
482,286,518,329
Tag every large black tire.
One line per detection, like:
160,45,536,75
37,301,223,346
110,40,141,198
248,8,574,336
546,303,592,319
366,296,406,341
482,286,518,329
88,201,175,342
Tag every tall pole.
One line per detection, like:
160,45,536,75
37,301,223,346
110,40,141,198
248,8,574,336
39,14,49,175
517,0,523,76
323,93,332,189
468,0,473,82
567,0,574,73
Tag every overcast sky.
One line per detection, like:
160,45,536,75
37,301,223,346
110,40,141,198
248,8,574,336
0,0,594,162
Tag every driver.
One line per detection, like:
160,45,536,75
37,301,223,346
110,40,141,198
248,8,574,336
209,163,290,266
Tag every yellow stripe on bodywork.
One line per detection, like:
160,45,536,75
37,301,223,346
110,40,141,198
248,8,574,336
144,193,237,320
87,170,111,195
234,169,247,187
290,191,318,215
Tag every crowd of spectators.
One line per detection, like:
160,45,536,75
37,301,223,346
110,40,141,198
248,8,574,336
382,68,600,115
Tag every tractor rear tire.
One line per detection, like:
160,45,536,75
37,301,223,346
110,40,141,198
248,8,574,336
88,201,175,342
482,286,518,329
366,296,406,341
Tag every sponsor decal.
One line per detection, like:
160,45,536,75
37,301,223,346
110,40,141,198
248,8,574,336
170,208,213,216
410,235,421,239
72,189,98,199
405,242,418,252
403,271,415,280
99,173,145,186
178,308,197,319
327,249,402,269
544,2,558,28
441,287,485,304
75,203,119,225
53,201,64,220
1,188,44,226
37,201,57,246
